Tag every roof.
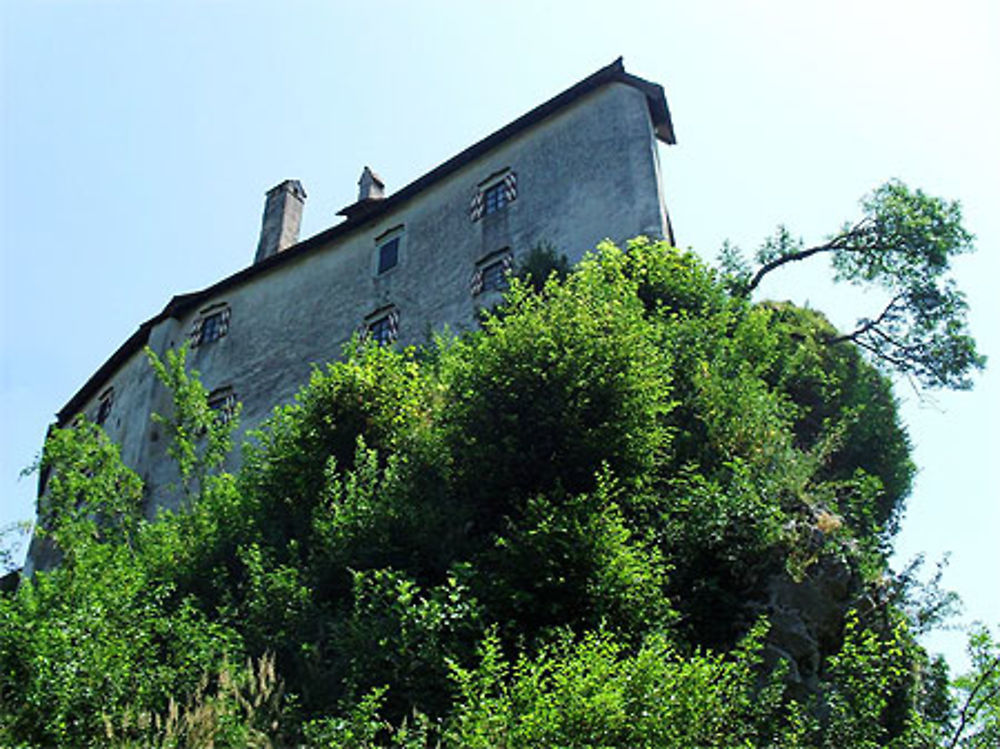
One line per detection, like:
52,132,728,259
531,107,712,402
55,58,675,425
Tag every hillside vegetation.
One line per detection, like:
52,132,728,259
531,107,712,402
2,186,997,746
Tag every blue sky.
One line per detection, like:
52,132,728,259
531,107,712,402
2,1,997,671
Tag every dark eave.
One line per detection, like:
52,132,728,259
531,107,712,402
55,58,674,426
336,197,385,221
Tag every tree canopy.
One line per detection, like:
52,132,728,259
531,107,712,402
723,180,985,391
1,214,992,746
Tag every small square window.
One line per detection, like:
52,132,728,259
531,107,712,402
190,305,231,348
471,251,513,296
481,259,508,292
366,308,399,346
470,171,517,222
377,237,400,274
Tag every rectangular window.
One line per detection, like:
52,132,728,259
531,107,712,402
207,387,238,424
471,250,514,296
190,304,231,347
483,182,508,215
470,171,517,222
199,311,225,344
377,236,400,274
481,258,508,292
366,308,399,346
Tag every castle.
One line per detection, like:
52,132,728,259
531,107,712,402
27,59,675,572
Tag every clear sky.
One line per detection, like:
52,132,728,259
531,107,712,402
2,1,997,671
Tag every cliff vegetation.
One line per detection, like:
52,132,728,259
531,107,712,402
2,182,997,747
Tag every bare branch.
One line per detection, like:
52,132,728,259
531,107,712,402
868,327,923,356
851,338,911,370
825,295,905,345
742,218,871,295
743,242,836,295
866,328,954,388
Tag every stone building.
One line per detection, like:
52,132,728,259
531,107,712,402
27,58,676,572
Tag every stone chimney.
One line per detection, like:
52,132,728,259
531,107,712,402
337,168,386,221
255,179,307,263
357,167,385,201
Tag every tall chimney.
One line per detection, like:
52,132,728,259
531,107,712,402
255,179,307,263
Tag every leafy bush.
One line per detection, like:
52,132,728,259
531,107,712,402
3,235,974,746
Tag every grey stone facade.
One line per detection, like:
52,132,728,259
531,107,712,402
27,59,676,573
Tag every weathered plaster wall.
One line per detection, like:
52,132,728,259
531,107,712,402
31,78,670,562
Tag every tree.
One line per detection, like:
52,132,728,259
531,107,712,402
511,241,571,293
146,344,240,496
0,422,246,747
760,302,915,537
33,420,144,558
949,625,1000,748
723,180,985,390
5,231,980,746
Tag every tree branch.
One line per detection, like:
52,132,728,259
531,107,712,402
866,327,955,388
742,219,871,295
947,653,1000,748
868,327,918,354
743,242,836,295
825,295,905,345
851,338,911,370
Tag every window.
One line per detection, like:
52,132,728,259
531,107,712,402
483,182,508,215
374,225,404,276
366,307,399,346
96,388,114,426
470,171,517,221
377,236,400,274
207,387,238,424
199,311,225,344
471,250,514,296
189,304,231,347
481,257,508,292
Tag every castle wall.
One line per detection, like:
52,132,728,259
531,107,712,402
31,76,671,561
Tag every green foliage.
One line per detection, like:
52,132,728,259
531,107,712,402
444,624,803,747
306,438,458,604
335,566,482,720
0,512,243,747
5,229,979,746
834,181,971,285
35,420,143,556
0,358,257,748
761,302,915,536
951,625,1000,748
512,240,571,293
301,685,434,749
301,686,390,747
103,654,284,748
819,612,913,748
147,344,239,495
731,180,985,390
471,474,673,643
659,465,788,647
830,181,984,389
238,341,443,562
441,242,673,518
